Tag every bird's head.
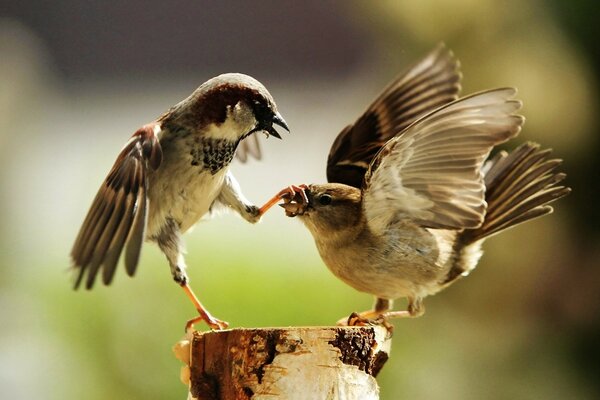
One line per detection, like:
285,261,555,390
280,183,363,238
171,73,289,141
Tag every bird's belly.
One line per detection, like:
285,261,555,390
315,229,449,300
146,166,227,236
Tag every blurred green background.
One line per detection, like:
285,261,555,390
1,1,599,399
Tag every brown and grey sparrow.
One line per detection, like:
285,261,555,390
71,73,289,330
278,46,570,325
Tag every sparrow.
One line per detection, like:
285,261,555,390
278,46,571,325
71,73,290,330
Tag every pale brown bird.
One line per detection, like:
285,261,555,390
279,47,570,325
71,73,290,330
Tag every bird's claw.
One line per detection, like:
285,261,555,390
279,184,309,217
338,312,394,336
185,313,229,333
258,184,308,216
280,184,309,203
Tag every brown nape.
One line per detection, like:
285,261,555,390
461,142,571,244
159,73,275,130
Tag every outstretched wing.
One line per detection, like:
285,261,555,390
327,43,462,188
71,124,163,289
363,88,524,235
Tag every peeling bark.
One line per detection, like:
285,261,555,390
174,326,391,400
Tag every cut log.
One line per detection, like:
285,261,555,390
174,326,391,400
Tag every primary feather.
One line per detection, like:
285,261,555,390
327,44,462,188
362,88,524,234
71,124,162,289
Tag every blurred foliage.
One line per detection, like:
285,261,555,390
1,1,599,399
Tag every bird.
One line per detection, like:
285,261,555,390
278,45,571,326
71,73,290,330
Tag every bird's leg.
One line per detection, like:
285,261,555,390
340,297,425,331
216,173,307,222
172,260,229,332
338,298,392,325
381,297,425,319
156,220,228,331
181,283,229,332
258,184,309,215
218,172,262,223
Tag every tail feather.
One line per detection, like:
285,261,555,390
462,142,571,244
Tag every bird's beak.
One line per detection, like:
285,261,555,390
280,201,302,217
268,112,289,139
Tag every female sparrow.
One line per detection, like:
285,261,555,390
279,47,570,325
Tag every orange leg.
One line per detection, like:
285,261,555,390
182,283,229,332
258,184,308,215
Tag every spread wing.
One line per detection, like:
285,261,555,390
362,88,524,235
235,134,261,162
71,124,163,289
327,43,462,188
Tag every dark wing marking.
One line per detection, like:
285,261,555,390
71,124,162,289
327,43,462,188
362,89,523,234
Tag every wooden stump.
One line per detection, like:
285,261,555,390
174,326,391,400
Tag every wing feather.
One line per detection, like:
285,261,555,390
327,43,462,188
124,184,148,277
71,124,162,289
460,142,570,242
236,134,262,162
363,88,524,234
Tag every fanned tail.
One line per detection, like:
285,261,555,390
463,142,571,243
443,142,571,285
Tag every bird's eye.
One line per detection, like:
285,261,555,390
252,100,270,120
319,194,332,206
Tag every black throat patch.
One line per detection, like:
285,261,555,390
189,136,238,174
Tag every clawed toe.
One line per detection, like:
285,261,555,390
185,315,229,333
337,312,394,336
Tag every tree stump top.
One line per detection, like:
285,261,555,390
174,326,392,400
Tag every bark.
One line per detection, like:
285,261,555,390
174,326,391,400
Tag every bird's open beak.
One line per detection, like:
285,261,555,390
267,112,289,139
280,201,301,217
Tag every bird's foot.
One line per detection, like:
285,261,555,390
244,204,261,224
337,311,395,336
185,312,229,333
258,184,309,216
278,184,309,217
180,283,229,332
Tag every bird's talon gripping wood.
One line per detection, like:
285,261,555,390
339,312,394,336
345,312,365,326
181,283,228,331
185,314,229,332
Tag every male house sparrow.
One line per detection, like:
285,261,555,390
279,46,570,324
71,73,289,330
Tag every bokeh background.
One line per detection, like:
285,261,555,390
1,1,599,399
